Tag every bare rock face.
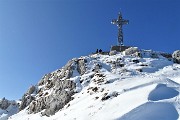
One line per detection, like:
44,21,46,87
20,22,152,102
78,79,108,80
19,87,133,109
27,85,36,95
38,73,52,86
172,50,180,64
29,97,46,114
77,59,87,75
60,60,75,79
28,80,75,116
38,58,86,85
42,89,74,116
0,98,19,118
19,85,37,111
19,94,35,111
0,97,10,110
19,58,87,116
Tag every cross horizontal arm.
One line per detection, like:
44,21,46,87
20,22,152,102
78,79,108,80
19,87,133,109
111,19,118,24
122,20,129,25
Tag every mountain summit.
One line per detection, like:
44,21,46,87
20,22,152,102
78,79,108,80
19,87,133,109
1,47,180,120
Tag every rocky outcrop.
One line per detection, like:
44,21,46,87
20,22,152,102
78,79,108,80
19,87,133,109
109,50,117,56
60,58,86,78
37,58,87,86
19,58,87,116
60,60,74,79
19,85,37,111
38,58,87,86
28,80,75,116
124,47,139,55
0,97,10,110
27,85,36,95
172,50,180,64
77,59,87,75
0,98,19,119
19,94,35,111
42,89,74,116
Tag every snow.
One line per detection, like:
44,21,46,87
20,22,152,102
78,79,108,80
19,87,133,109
118,102,179,120
148,84,179,101
8,51,180,120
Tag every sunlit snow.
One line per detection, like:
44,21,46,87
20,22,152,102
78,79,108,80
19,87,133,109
1,51,179,120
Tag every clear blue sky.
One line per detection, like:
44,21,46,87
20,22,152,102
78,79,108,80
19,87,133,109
0,0,179,100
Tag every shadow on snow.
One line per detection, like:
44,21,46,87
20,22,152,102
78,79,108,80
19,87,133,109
117,102,179,120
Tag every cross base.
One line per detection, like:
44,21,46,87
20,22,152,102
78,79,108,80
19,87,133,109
110,45,130,52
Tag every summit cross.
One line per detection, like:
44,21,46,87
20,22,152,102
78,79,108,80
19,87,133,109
111,12,129,46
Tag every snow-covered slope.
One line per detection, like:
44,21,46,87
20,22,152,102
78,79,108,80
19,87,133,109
9,50,180,120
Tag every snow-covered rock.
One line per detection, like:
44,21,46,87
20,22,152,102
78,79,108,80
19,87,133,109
172,50,180,63
19,85,37,111
29,80,75,116
124,47,139,56
8,49,180,120
18,57,87,116
27,86,36,95
0,98,10,110
109,50,117,56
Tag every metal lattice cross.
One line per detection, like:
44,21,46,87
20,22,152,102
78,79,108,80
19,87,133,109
111,12,129,46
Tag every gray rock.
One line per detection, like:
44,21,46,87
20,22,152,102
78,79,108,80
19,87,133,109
19,86,37,111
29,97,46,114
59,60,75,79
38,73,52,86
124,47,139,55
77,59,86,75
109,50,117,56
42,89,73,116
27,85,36,95
19,94,35,111
0,97,10,110
172,50,180,63
54,80,76,91
38,60,75,87
28,80,76,116
20,57,85,116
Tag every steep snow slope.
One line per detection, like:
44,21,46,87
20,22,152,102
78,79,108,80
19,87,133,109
9,51,180,120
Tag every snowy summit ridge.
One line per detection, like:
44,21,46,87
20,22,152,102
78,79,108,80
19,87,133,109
1,47,180,120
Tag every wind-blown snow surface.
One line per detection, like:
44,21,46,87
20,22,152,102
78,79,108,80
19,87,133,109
9,52,180,120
